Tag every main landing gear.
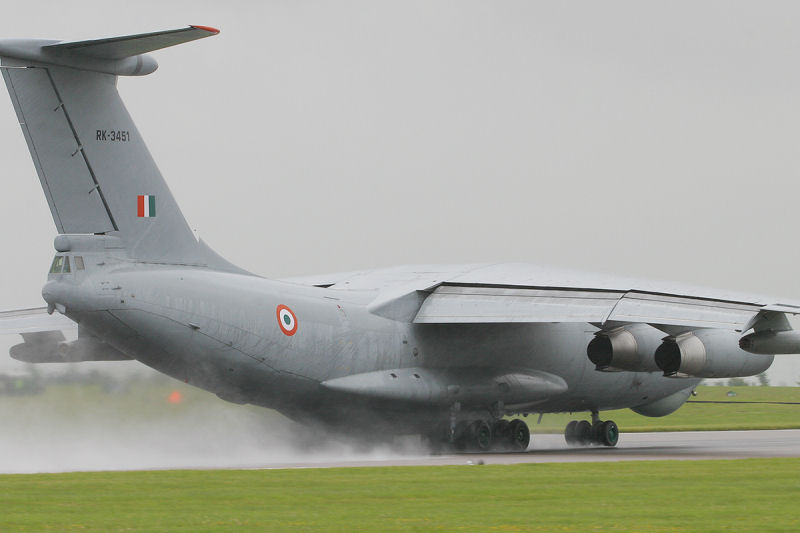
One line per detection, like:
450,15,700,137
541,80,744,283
429,418,531,452
564,411,619,447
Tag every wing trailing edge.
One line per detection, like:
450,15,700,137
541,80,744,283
371,282,798,334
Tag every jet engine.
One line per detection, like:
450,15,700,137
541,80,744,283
654,329,773,378
587,324,662,372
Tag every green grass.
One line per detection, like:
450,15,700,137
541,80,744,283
532,386,800,433
1,459,799,532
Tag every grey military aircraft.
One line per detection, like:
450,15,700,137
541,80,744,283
1,26,799,452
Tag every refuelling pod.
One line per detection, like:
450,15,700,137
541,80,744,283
739,330,800,355
654,329,773,378
587,324,662,372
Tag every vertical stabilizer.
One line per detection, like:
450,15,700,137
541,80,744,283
0,26,223,265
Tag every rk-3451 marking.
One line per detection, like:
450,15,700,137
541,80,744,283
96,130,131,142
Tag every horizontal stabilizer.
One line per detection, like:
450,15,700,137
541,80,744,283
10,332,132,363
43,25,219,60
0,307,75,335
0,25,219,76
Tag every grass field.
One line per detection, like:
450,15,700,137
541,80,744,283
1,458,798,532
532,385,800,433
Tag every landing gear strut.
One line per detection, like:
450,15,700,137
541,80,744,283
564,412,618,447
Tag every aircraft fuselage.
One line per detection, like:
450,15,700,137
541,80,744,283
42,250,698,436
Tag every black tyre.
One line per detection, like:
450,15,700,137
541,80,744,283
492,420,511,451
453,420,470,451
575,420,593,446
564,420,579,446
469,420,493,451
599,420,619,447
591,420,605,445
508,419,530,451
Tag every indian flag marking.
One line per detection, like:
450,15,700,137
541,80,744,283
276,304,298,336
137,195,156,217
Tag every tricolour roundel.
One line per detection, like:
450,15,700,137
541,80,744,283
276,304,298,336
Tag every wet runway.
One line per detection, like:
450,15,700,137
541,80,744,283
254,429,800,470
3,429,798,473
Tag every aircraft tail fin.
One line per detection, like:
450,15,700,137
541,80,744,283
0,26,229,266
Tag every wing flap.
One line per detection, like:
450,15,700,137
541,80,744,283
414,285,623,324
411,284,769,330
607,292,760,330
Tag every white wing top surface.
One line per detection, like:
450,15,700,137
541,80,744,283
282,262,800,330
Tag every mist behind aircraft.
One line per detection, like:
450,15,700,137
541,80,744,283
0,366,429,473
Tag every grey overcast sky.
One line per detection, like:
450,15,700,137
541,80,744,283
1,1,800,381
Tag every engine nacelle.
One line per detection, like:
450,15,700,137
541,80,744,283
654,329,773,378
587,324,662,372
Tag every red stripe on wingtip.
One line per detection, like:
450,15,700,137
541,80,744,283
190,25,220,34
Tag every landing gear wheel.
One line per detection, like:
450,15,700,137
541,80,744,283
575,420,593,446
453,420,470,451
508,419,530,451
564,420,579,446
469,420,493,452
492,420,511,451
591,420,605,445
598,420,619,447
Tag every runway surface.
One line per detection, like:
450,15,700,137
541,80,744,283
254,429,800,470
2,429,798,473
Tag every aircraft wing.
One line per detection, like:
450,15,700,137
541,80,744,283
411,283,798,332
354,263,800,333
